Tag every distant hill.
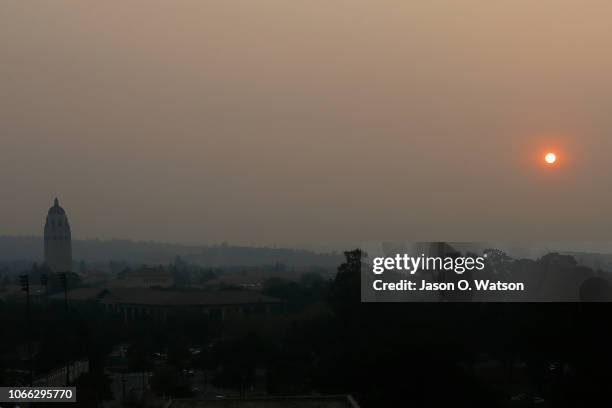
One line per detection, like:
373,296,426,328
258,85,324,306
0,236,343,268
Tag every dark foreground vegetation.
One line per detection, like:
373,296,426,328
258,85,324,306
1,250,611,407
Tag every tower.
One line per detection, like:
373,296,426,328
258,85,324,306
44,198,73,272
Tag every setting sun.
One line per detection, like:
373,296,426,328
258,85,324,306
545,152,557,165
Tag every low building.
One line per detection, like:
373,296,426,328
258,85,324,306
112,266,175,288
49,287,106,303
0,284,47,303
79,270,113,286
51,288,283,322
167,395,360,408
34,359,90,386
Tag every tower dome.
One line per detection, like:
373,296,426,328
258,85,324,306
48,198,66,215
44,198,73,272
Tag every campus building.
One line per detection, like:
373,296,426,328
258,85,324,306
51,287,283,322
44,198,72,272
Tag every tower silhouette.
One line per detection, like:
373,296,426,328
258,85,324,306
44,198,73,272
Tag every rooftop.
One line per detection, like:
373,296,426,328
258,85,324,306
48,197,66,215
51,287,282,307
49,287,104,301
168,396,359,408
123,266,172,278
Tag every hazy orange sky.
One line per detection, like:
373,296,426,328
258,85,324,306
2,1,612,250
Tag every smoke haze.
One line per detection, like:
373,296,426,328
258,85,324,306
2,1,612,250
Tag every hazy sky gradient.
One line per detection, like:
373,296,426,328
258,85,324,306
2,1,612,250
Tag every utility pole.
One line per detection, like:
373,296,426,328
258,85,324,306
20,274,33,386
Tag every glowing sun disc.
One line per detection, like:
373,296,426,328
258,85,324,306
545,152,557,164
